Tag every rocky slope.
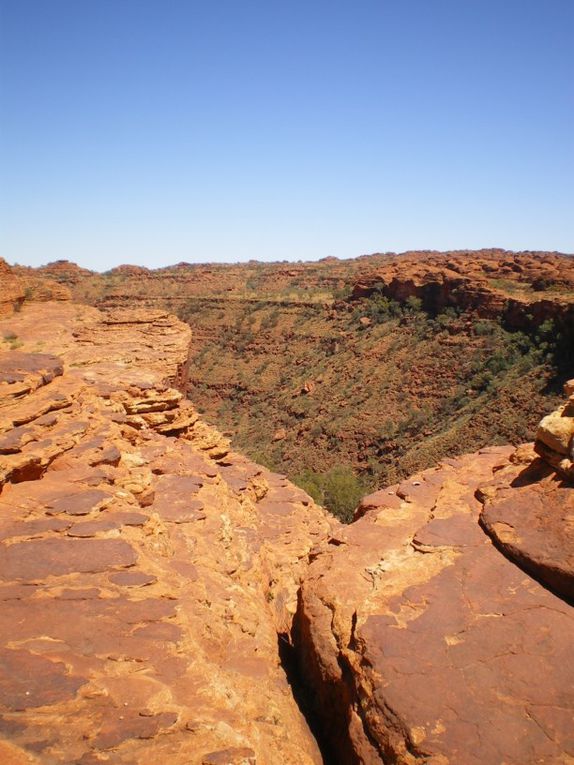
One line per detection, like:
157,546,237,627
1,258,573,764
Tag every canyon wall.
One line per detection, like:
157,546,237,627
351,252,574,334
0,296,331,764
0,258,24,317
22,250,572,493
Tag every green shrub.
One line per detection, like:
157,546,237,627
293,464,368,523
404,295,423,313
473,320,495,336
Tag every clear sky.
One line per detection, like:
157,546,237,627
0,0,572,270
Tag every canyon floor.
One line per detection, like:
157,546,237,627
1,253,573,764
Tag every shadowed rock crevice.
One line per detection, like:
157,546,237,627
276,630,333,765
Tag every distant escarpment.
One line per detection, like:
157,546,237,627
351,250,574,336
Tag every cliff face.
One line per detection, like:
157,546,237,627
0,258,24,317
351,251,574,334
0,299,331,765
1,257,573,764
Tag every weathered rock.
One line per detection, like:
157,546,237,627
2,281,574,764
295,447,574,764
533,379,574,486
0,259,24,317
0,301,327,764
350,250,574,333
537,403,574,456
476,384,574,602
480,458,574,601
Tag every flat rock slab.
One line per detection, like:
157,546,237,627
0,538,137,580
0,352,63,387
413,514,485,549
480,470,574,601
45,488,110,516
151,475,206,522
109,571,157,587
201,748,256,765
0,648,84,711
297,451,574,764
1,517,72,540
92,711,178,750
358,539,574,764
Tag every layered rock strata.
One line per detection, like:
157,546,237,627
0,303,330,764
351,256,574,333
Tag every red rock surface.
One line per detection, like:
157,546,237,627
0,258,24,317
478,387,574,603
296,446,574,764
1,284,574,764
0,302,329,764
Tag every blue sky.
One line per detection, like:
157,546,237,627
0,0,572,270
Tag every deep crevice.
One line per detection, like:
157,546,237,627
277,631,337,765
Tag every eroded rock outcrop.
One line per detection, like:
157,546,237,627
351,251,574,333
0,303,331,764
0,258,24,317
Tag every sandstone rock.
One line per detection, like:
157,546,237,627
534,382,574,480
478,386,574,602
295,447,574,764
0,259,25,319
18,275,71,303
0,301,327,764
480,457,574,601
201,748,257,765
33,259,94,284
536,404,574,456
350,250,574,333
2,276,574,764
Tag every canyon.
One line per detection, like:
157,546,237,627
16,250,574,514
0,253,573,764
